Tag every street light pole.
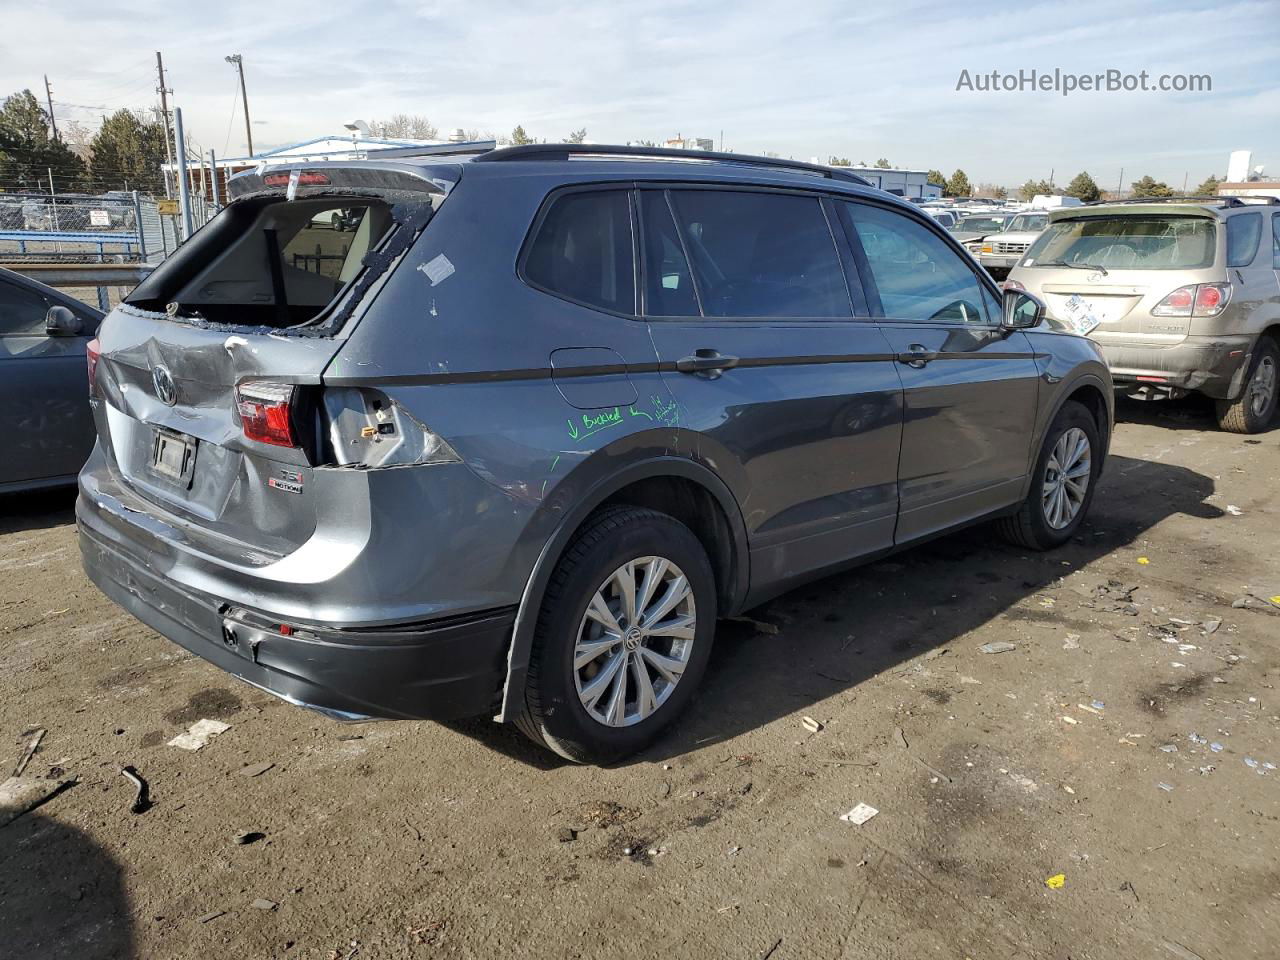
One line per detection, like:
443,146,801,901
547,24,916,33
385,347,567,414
225,54,254,157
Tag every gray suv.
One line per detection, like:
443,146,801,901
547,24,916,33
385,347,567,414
78,145,1113,763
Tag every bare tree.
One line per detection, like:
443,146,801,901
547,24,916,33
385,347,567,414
565,128,587,144
61,119,95,161
370,114,439,140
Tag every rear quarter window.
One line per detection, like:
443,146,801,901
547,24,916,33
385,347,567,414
523,190,635,315
1226,213,1263,267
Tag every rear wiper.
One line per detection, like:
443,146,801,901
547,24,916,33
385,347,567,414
1038,260,1109,276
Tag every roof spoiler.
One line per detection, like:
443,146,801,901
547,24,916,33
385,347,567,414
472,143,874,187
1083,195,1280,208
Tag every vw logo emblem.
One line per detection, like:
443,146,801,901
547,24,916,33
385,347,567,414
1087,272,1104,283
152,365,177,406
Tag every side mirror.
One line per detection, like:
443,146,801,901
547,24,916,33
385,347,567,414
45,305,85,337
1000,287,1045,331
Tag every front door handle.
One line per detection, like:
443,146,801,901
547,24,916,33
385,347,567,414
896,344,938,368
676,349,740,378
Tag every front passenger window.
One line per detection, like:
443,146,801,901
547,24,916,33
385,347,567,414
844,203,993,324
0,279,50,337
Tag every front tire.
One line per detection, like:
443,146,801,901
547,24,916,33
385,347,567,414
998,400,1100,550
517,506,717,764
1216,338,1278,435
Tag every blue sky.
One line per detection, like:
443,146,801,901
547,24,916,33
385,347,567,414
6,0,1277,188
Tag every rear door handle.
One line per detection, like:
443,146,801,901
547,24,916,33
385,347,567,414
896,344,938,368
676,349,740,378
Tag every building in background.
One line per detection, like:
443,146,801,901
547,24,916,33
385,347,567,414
663,135,716,151
834,165,942,200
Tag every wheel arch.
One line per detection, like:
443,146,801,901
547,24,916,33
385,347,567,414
495,456,750,722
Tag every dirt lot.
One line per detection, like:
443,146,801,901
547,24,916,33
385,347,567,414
2,398,1278,960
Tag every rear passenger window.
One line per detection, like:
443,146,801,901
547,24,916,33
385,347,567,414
524,190,635,314
668,190,850,317
1273,214,1280,269
640,192,699,317
1226,213,1262,267
843,203,992,324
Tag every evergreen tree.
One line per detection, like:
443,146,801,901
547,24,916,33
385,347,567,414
0,89,86,192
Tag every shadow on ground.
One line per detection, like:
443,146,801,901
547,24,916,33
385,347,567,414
451,453,1219,766
0,487,78,536
0,809,134,960
1115,392,1277,435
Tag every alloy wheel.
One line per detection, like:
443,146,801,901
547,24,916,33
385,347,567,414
573,556,696,727
1041,426,1091,530
1250,355,1276,418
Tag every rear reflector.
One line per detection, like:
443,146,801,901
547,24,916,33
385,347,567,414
236,381,297,447
1136,376,1168,383
87,338,101,395
262,171,330,188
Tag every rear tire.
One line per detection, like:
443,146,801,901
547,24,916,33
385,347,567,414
517,506,717,764
998,401,1100,551
1216,338,1278,434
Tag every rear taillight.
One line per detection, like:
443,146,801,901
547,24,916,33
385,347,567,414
236,382,297,447
86,338,101,395
1193,283,1230,316
1152,283,1232,318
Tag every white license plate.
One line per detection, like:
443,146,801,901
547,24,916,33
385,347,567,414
1061,294,1102,336
151,430,197,486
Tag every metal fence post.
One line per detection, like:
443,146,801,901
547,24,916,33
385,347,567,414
209,149,221,209
131,190,148,261
173,108,195,240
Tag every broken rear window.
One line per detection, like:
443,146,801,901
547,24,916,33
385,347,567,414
125,185,437,335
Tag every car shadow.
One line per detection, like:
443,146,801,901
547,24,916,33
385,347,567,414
1114,392,1277,434
0,486,78,535
0,810,135,960
450,453,1220,767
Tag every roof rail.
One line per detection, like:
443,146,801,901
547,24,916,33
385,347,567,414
362,140,498,159
1083,195,1279,208
472,143,873,187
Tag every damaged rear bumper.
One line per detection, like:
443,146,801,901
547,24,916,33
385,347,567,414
79,517,514,722
1100,335,1253,400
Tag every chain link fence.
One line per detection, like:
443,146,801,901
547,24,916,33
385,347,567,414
0,190,217,264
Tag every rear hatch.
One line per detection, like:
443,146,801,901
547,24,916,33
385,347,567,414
87,162,454,563
1018,210,1221,346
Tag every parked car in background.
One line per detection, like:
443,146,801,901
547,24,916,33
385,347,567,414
79,145,1112,763
977,211,1050,278
926,209,960,229
950,213,1016,255
0,267,103,493
1009,196,1280,433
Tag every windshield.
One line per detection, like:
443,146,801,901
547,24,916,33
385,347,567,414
956,216,1005,232
1022,216,1217,271
1009,214,1048,232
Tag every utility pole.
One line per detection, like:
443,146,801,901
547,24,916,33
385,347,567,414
1117,168,1124,198
43,75,58,140
156,51,174,199
225,54,253,156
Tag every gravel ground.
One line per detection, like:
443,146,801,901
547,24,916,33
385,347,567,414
2,397,1278,960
